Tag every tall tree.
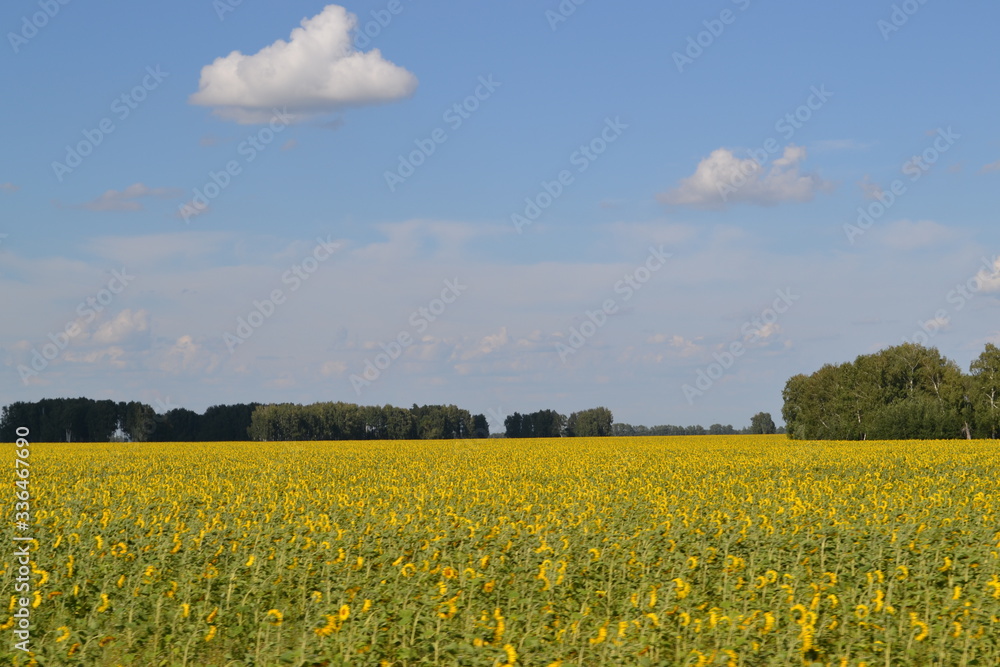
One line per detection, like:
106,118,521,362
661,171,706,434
970,343,1000,438
749,412,776,434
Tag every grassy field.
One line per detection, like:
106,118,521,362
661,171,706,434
3,435,1000,666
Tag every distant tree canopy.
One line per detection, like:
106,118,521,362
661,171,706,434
0,398,259,442
504,410,566,438
2,396,791,442
565,408,613,437
247,403,487,441
783,343,1000,440
612,423,745,436
749,412,777,435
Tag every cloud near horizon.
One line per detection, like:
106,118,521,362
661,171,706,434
658,145,833,209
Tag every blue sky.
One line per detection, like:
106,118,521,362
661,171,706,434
2,0,1000,430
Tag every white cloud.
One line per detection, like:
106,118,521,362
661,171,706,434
977,256,1000,293
155,335,220,374
922,315,950,333
76,183,181,212
750,322,782,340
189,4,418,124
460,327,509,360
658,145,832,209
878,219,954,250
320,360,347,376
92,309,149,344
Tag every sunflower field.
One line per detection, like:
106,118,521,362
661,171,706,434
3,435,1000,666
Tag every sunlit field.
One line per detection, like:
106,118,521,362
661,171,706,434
4,436,1000,666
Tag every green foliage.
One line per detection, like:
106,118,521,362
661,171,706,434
246,402,483,441
749,412,776,434
504,410,566,438
782,343,986,440
564,407,613,437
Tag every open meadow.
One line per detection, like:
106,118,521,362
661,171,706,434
4,435,1000,666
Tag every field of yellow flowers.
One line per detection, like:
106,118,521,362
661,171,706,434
3,435,1000,666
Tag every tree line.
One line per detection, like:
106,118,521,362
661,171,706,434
0,398,260,443
782,343,1000,440
1,396,782,442
247,403,489,441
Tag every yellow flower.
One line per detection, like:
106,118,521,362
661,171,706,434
204,625,217,642
97,593,111,613
483,581,495,593
910,613,929,641
266,609,283,625
206,607,218,623
362,598,372,613
315,614,339,636
311,591,322,603
245,555,255,567
55,626,71,642
338,604,350,621
181,603,190,618
502,643,517,665
588,625,607,645
99,635,115,647
761,612,775,634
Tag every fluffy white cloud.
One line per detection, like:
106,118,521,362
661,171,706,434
92,309,149,345
977,256,1000,293
658,145,832,209
189,4,418,124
